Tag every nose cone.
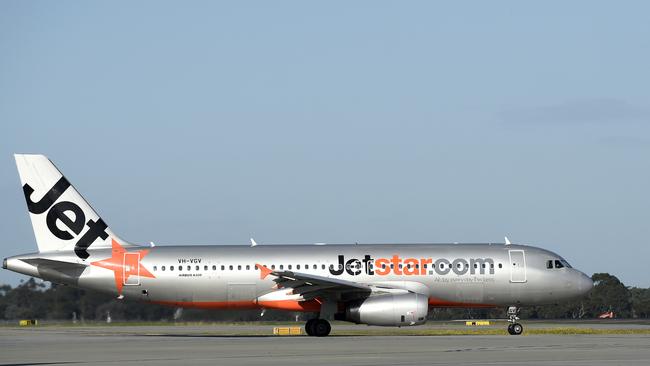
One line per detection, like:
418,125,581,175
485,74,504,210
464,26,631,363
577,272,594,295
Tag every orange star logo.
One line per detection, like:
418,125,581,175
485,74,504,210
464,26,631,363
91,239,155,295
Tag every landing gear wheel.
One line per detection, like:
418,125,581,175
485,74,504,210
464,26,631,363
305,319,316,336
510,323,523,335
312,319,331,337
506,306,523,336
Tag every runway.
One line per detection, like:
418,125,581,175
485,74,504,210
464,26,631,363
2,322,650,366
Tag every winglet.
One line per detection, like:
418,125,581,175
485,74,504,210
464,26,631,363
505,236,511,245
257,263,272,280
250,238,258,247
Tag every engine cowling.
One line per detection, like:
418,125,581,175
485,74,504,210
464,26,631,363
340,293,428,326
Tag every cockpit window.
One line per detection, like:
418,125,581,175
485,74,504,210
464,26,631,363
546,260,553,269
560,259,572,268
554,260,564,269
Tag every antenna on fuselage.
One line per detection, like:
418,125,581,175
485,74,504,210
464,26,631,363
505,236,511,245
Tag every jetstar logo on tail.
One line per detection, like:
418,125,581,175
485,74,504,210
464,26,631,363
23,177,108,259
91,239,155,295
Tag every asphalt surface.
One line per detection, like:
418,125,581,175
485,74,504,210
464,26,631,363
2,322,650,366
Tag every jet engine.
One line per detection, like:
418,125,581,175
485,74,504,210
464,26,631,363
337,293,428,326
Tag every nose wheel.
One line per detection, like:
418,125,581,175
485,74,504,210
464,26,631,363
506,306,523,335
508,323,523,335
305,318,331,337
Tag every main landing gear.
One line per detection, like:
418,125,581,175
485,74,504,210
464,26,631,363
507,306,523,335
305,318,331,337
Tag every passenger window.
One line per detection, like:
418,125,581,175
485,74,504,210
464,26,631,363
229,265,233,270
204,265,208,271
288,265,292,270
246,265,250,270
482,264,486,268
178,266,182,272
187,265,191,271
196,265,200,271
237,265,242,270
473,264,478,269
162,266,166,271
296,265,300,270
279,265,284,270
212,265,216,270
321,264,325,270
271,265,276,269
547,260,553,269
170,266,174,271
221,265,225,271
555,260,564,269
498,263,502,268
153,266,158,271
314,264,317,270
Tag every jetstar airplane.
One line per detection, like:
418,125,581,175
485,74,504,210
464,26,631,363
3,154,593,336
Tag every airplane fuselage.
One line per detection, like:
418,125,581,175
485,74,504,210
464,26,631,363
5,243,593,311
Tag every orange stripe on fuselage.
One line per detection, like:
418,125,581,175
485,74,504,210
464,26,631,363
152,299,321,312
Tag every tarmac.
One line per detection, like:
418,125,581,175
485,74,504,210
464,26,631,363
2,321,650,366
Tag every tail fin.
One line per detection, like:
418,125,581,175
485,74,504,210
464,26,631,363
14,154,126,259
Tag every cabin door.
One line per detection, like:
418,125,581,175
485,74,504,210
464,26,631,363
508,250,527,283
123,252,141,286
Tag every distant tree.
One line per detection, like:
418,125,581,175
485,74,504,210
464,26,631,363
3,278,48,319
630,287,650,318
584,273,632,317
0,284,11,320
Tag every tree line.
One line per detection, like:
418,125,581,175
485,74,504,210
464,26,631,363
1,273,649,322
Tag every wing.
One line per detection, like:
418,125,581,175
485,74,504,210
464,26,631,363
256,263,406,301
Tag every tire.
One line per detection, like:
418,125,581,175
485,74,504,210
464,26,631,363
305,319,316,336
511,323,523,335
507,324,514,335
313,319,331,337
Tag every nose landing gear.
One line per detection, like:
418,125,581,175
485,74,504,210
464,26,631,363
507,306,523,335
305,318,331,337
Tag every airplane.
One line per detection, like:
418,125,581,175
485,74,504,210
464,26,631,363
3,154,593,336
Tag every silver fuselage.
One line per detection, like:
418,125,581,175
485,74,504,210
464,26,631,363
4,243,593,310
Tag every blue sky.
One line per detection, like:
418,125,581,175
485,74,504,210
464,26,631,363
1,1,649,287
